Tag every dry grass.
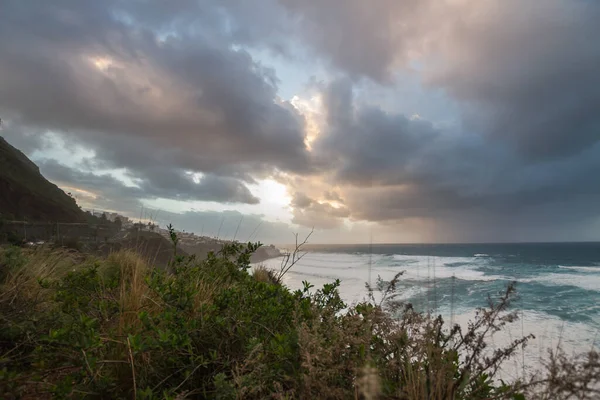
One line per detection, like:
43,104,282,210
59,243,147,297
252,264,277,284
1,244,599,399
0,246,78,307
106,251,150,333
356,365,381,400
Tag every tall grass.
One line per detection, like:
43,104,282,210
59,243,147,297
0,241,598,399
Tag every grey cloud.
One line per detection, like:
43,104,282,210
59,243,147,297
291,192,313,208
35,160,296,244
37,161,126,191
278,0,431,82
34,161,145,215
281,0,600,160
313,79,600,229
323,190,344,203
135,167,259,204
342,176,600,244
0,0,311,198
37,160,259,207
3,0,600,243
340,145,600,224
426,0,600,159
323,78,354,126
314,79,441,187
290,191,350,229
292,207,348,230
0,121,46,154
118,0,293,53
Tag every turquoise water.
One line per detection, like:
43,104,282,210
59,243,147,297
301,242,600,325
260,242,600,374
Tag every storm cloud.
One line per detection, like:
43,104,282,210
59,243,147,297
2,0,600,242
0,0,310,199
280,73,600,236
425,0,600,160
279,0,600,158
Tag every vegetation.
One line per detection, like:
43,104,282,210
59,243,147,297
0,136,85,222
0,231,598,399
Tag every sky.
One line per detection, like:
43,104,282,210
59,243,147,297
1,0,600,244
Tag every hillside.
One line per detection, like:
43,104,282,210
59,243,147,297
0,136,85,222
180,240,281,263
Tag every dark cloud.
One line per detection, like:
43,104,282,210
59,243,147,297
134,167,259,204
33,160,145,215
2,0,600,242
315,79,439,186
38,160,259,206
313,79,600,230
117,0,292,53
281,0,600,159
0,0,311,203
291,192,313,209
425,0,600,160
278,0,431,82
0,120,46,154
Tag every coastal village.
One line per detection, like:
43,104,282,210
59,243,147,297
86,210,284,264
87,210,282,259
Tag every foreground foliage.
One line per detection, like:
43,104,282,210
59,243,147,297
0,237,598,399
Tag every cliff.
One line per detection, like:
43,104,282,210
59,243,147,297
0,136,85,222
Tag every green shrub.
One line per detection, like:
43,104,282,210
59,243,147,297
0,236,598,399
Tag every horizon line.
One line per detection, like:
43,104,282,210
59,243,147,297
274,240,600,247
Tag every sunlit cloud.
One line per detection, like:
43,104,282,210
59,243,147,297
291,94,324,151
248,179,292,208
87,56,117,72
59,186,98,200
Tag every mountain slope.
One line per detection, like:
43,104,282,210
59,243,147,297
0,136,85,222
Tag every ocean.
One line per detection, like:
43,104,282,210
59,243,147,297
259,242,600,379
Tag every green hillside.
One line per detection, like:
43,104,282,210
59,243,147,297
0,136,85,222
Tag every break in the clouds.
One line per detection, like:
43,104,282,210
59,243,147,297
1,0,600,243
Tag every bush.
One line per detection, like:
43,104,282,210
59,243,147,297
0,237,598,399
252,265,278,284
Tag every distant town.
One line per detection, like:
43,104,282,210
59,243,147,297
88,210,249,246
86,210,283,261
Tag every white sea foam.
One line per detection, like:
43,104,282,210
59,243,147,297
449,309,599,381
257,252,506,306
389,254,505,282
259,252,600,294
255,254,599,382
260,252,506,290
559,265,600,272
520,272,600,292
255,250,600,384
